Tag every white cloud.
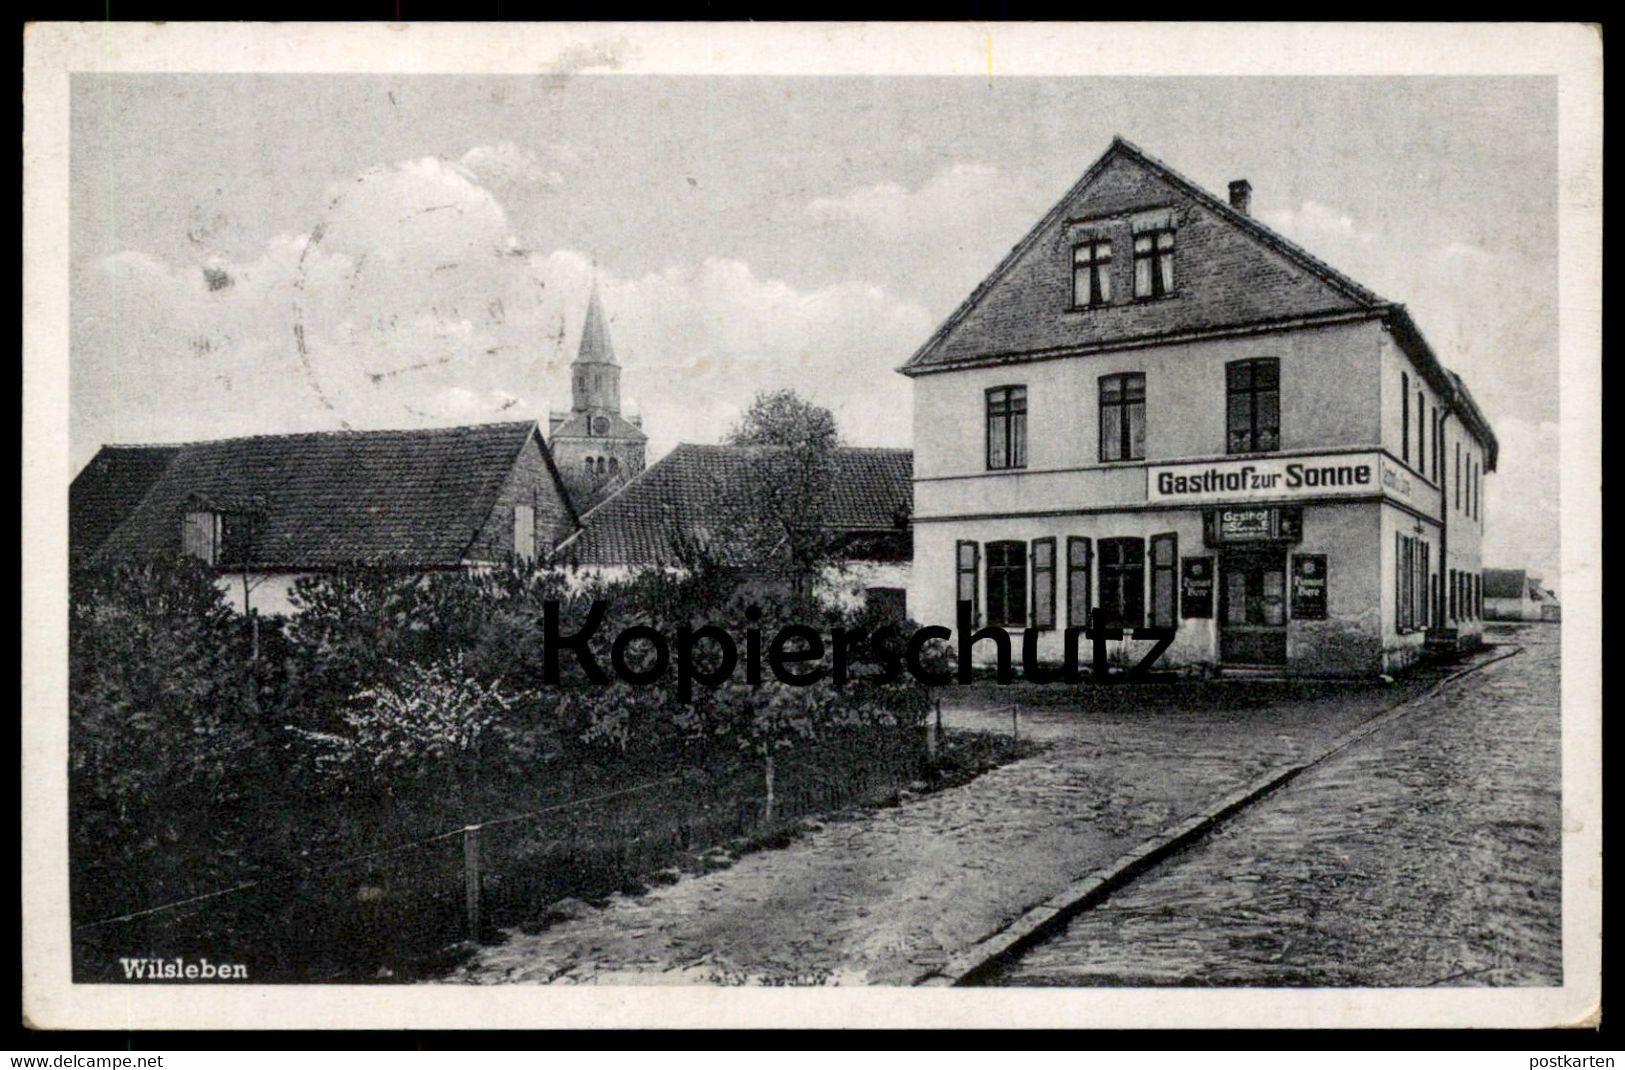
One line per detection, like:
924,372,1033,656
457,141,574,191
72,150,930,470
1259,199,1375,249
803,162,1056,310
807,162,1000,237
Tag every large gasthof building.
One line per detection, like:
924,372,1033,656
901,137,1497,676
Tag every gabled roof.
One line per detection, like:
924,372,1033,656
85,421,577,570
898,135,1500,470
554,443,913,568
69,444,183,560
902,136,1387,375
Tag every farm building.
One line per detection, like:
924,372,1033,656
70,421,581,616
1484,568,1560,622
552,442,913,615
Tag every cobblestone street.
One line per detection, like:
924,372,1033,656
987,623,1560,987
451,647,1508,986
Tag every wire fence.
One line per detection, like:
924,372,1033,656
71,720,952,983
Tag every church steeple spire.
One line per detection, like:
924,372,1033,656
575,279,618,367
571,280,621,414
548,273,648,513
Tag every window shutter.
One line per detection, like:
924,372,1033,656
1066,537,1092,629
1031,538,1056,630
513,505,536,564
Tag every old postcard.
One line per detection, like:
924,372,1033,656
22,21,1602,1030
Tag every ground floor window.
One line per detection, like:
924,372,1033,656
1099,537,1145,628
985,540,1027,628
1396,534,1429,633
864,586,907,625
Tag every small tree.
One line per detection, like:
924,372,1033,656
718,389,842,599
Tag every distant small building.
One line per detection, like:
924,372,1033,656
552,443,913,614
1484,568,1560,622
70,421,580,615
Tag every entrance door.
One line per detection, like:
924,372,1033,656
1219,550,1288,665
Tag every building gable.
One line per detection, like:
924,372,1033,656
69,445,182,561
903,137,1386,373
465,428,582,562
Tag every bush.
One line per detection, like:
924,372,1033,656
68,557,264,918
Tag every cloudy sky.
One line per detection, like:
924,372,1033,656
70,74,1558,580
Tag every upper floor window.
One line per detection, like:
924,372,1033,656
1133,228,1176,298
1072,239,1112,308
1226,358,1280,453
1401,372,1411,464
1099,373,1145,462
986,386,1027,470
1417,390,1427,472
1455,442,1462,510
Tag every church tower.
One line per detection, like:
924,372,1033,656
548,281,648,511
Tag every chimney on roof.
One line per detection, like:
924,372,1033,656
1228,179,1252,215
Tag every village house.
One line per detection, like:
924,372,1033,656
70,421,580,616
552,442,913,616
901,137,1498,675
1484,568,1560,623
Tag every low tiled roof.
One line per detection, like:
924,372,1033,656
69,445,183,560
1482,568,1528,599
87,421,557,570
556,443,913,567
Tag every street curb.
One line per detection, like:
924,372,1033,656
914,642,1526,988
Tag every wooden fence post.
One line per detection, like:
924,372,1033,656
462,824,482,942
926,701,940,766
762,753,776,826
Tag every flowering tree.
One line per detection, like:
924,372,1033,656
291,657,534,824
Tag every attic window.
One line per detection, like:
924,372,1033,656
182,511,219,565
1133,227,1176,299
181,510,252,567
1072,239,1112,308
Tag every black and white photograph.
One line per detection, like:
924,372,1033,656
21,22,1601,1031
